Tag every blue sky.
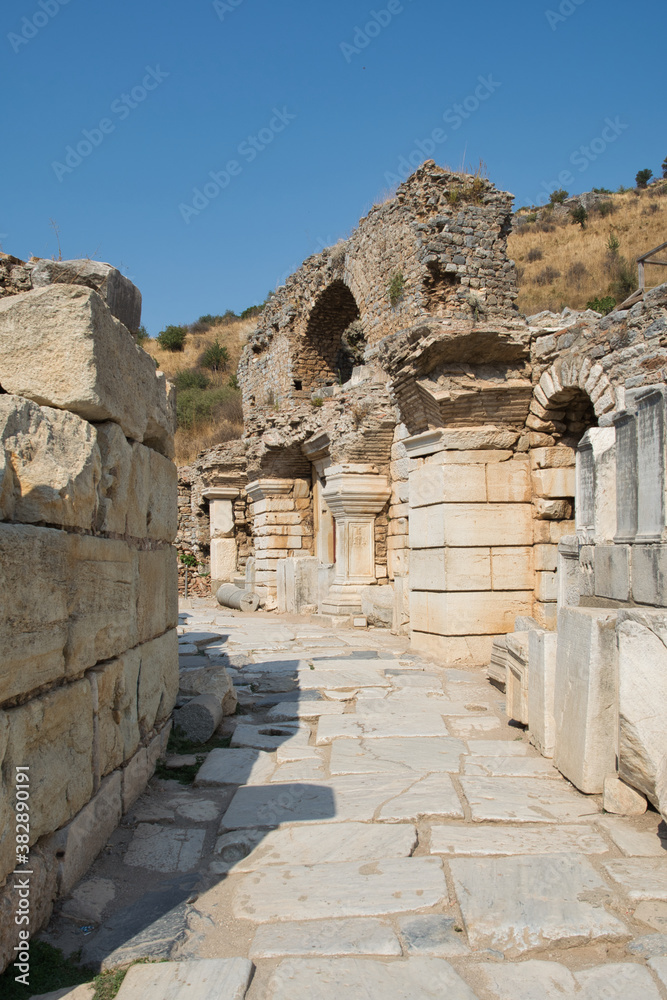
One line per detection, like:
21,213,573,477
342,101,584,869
1,0,664,334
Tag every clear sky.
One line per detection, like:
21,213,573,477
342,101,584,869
1,0,664,334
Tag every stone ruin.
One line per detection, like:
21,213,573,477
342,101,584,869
0,257,179,969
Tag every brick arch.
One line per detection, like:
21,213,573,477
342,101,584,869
292,279,363,391
530,358,617,442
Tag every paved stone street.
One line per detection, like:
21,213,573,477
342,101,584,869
41,599,667,1000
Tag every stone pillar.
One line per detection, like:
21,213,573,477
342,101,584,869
576,428,616,543
613,410,638,544
636,388,667,543
246,478,313,600
320,465,391,617
203,487,239,590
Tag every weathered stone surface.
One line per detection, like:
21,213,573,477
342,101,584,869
265,957,478,1000
124,824,206,873
430,823,608,856
92,653,141,777
29,257,142,332
173,694,223,745
316,713,449,744
137,629,179,737
228,822,418,870
0,285,175,455
329,736,465,775
377,773,464,821
136,546,179,644
195,749,275,787
298,665,389,690
598,816,667,857
270,758,326,782
250,918,401,958
451,854,628,955
60,878,116,924
472,959,576,999
267,700,345,719
604,860,667,900
0,845,58,975
114,959,253,1000
396,915,470,957
462,755,559,779
527,629,557,758
411,590,534,637
603,775,648,816
233,857,447,922
180,663,237,716
459,776,597,823
0,395,101,529
650,957,667,989
231,723,306,752
636,902,667,932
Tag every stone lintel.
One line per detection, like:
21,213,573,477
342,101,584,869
247,478,295,503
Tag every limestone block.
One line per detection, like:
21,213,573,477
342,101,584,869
533,498,573,520
617,609,667,806
407,427,519,452
636,388,667,542
535,571,558,603
491,547,533,590
408,465,486,508
92,651,141,778
557,535,581,609
410,590,533,636
210,538,237,584
534,544,558,572
533,601,557,630
411,503,533,549
603,774,648,816
531,467,576,499
122,747,151,813
576,428,616,542
530,446,575,470
632,545,667,606
146,448,178,542
657,756,667,825
179,663,237,716
173,694,223,744
29,257,142,332
553,607,618,794
137,630,179,737
486,460,531,503
95,421,133,534
433,449,514,465
506,633,530,725
0,845,58,975
361,585,394,627
0,395,101,529
594,544,630,601
136,547,178,644
411,632,495,666
45,771,123,896
528,630,557,758
0,285,175,456
3,679,94,848
488,636,508,688
410,547,491,592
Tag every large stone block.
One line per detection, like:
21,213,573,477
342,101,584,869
506,632,529,725
617,609,667,807
2,680,94,859
530,446,575,470
95,421,133,535
632,544,667,606
576,428,616,543
531,467,576,499
29,257,142,332
486,460,531,502
0,845,58,975
409,547,491,592
490,546,533,590
136,547,178,644
0,285,175,457
91,652,141,779
408,465,486,508
277,557,320,613
210,537,237,585
528,629,558,758
410,632,495,666
0,395,101,530
535,571,558,603
410,503,533,549
137,630,179,738
594,544,630,601
553,607,618,794
410,590,533,636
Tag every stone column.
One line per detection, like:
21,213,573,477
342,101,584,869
246,478,313,600
203,487,239,589
320,465,391,617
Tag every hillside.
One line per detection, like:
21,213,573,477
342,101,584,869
509,181,667,316
144,314,256,465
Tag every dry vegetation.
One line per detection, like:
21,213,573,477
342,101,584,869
509,183,667,316
144,315,257,465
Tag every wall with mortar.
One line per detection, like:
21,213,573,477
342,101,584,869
0,257,178,972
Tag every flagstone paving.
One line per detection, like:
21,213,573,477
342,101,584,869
37,598,667,1000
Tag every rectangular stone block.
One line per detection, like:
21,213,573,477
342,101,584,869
534,544,558,572
533,601,557,630
409,465,486,508
409,548,491,592
528,629,558,758
576,428,617,543
0,285,175,457
410,632,495,666
91,652,141,779
410,504,533,549
506,633,529,725
632,544,667,606
136,547,178,644
531,467,576,499
535,571,558,603
410,590,533,636
277,557,319,614
490,547,533,590
211,537,237,584
617,608,667,806
594,544,630,601
137,630,180,738
614,410,638,543
486,460,531,502
29,257,142,332
251,498,294,515
636,388,667,542
530,446,575,470
553,607,618,794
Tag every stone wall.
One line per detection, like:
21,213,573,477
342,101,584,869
0,259,178,972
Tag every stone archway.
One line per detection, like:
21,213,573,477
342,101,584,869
292,280,362,392
534,358,617,438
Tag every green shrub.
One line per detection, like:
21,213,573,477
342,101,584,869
597,200,615,217
570,205,588,229
606,233,620,254
534,266,561,286
134,325,149,345
176,385,242,430
524,213,538,223
240,304,264,320
228,372,239,390
311,396,324,407
200,338,229,372
636,169,653,189
593,187,612,195
527,248,543,262
587,296,616,315
567,261,588,287
173,370,210,392
609,256,637,301
179,551,198,568
550,188,568,205
157,325,187,351
388,272,405,307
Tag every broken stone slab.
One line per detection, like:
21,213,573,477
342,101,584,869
377,773,464,822
459,776,599,824
636,902,667,933
527,629,558,758
173,695,223,744
249,918,401,959
396,915,470,957
60,877,116,924
297,666,390,690
265,957,478,1000
222,822,418,870
0,285,175,456
430,824,608,856
28,257,142,332
316,713,449,744
233,857,447,922
266,700,345,720
230,723,307,752
472,959,661,1000
194,748,275,787
451,854,628,956
123,824,206,872
270,758,326,782
462,756,559,779
627,933,667,957
603,774,648,815
179,665,237,716
604,859,667,900
466,739,530,756
599,816,667,857
167,794,221,823
446,716,503,738
358,694,491,716
329,736,466,776
113,959,253,1000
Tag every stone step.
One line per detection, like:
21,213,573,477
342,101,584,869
264,957,478,999
114,959,253,1000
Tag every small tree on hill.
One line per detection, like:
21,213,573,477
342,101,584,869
550,188,569,205
571,205,588,229
636,169,653,189
200,338,229,372
157,325,187,351
662,157,667,179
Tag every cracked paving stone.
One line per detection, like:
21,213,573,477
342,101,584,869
462,756,561,779
194,748,276,787
230,723,307,752
270,758,326,782
124,825,206,872
649,957,667,988
597,816,667,857
446,716,503,738
298,667,390,690
113,958,253,1000
396,914,470,957
604,859,667,900
266,700,345,720
316,714,449,744
329,736,466,776
450,854,629,956
249,917,402,958
430,824,609,856
377,773,464,822
265,957,478,1000
459,775,599,823
233,857,448,922
465,739,530,756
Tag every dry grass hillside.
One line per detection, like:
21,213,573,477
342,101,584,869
144,314,257,465
509,182,667,316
